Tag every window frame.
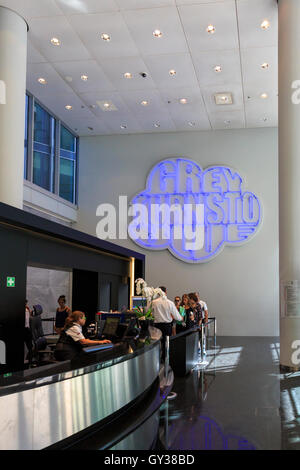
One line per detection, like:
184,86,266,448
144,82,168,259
24,91,79,206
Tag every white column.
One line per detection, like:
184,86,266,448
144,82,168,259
0,6,28,209
279,0,300,369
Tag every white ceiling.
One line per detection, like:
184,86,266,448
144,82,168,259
1,0,278,136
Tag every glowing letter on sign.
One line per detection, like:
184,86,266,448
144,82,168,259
129,158,262,263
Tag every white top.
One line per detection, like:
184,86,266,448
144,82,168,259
66,324,85,342
199,300,208,311
152,297,183,323
25,308,30,328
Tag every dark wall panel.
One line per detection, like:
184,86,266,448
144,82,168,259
0,226,28,373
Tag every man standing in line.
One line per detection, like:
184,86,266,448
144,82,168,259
152,286,184,360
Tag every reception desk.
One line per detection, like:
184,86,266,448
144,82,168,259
0,327,164,450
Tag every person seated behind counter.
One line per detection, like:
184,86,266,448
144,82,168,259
55,295,71,334
54,311,111,361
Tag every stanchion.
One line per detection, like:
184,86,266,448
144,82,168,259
165,336,177,400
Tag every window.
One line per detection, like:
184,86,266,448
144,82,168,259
24,93,78,205
59,126,77,204
33,103,55,192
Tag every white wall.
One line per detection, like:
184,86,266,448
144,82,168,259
76,128,279,336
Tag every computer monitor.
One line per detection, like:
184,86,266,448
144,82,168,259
102,317,120,337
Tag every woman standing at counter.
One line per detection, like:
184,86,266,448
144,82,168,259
54,311,111,361
55,295,71,334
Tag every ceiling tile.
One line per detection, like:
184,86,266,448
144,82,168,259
116,0,175,9
52,60,115,93
55,0,119,15
143,53,198,89
201,83,244,113
79,91,129,116
28,16,91,62
27,40,47,64
119,89,169,115
100,56,156,91
178,1,239,52
26,62,73,96
0,0,63,20
168,103,211,131
176,0,233,4
237,0,278,48
68,12,140,59
209,110,245,130
241,46,277,90
192,49,241,87
122,7,188,56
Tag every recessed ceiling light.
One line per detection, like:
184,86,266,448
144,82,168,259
188,121,195,127
261,20,270,30
120,125,127,129
180,98,188,104
97,100,118,111
261,62,269,69
101,33,111,41
81,74,88,81
51,37,61,46
141,100,149,106
214,65,222,73
206,24,215,34
169,69,176,76
153,29,163,38
65,105,72,110
260,93,268,99
38,78,47,85
124,72,132,79
154,122,160,128
214,92,233,105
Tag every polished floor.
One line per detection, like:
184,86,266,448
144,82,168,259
158,336,300,450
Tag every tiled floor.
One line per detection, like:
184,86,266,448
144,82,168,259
158,336,300,450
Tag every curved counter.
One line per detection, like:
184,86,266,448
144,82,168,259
0,327,162,450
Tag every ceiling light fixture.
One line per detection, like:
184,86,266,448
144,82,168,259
261,20,270,30
65,105,72,110
120,125,127,129
261,62,269,69
206,24,215,34
214,65,222,73
103,102,110,108
38,78,47,85
141,100,149,106
214,92,233,105
153,29,163,38
51,37,61,46
154,122,160,128
81,74,88,81
124,72,132,79
169,69,176,76
188,122,195,127
180,98,188,104
260,93,268,99
101,33,111,41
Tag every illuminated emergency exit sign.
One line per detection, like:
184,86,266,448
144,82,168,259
6,277,15,288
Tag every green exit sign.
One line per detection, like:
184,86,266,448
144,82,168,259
6,277,15,288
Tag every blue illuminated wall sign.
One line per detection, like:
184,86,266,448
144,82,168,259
129,158,262,264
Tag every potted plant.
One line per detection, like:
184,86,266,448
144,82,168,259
134,279,166,335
